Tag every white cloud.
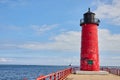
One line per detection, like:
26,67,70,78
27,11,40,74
19,31,80,52
0,28,120,52
99,29,120,51
36,56,79,65
18,29,120,53
0,25,21,32
0,29,120,65
0,58,13,62
94,0,120,25
0,44,17,49
5,56,79,65
100,56,120,66
31,24,59,34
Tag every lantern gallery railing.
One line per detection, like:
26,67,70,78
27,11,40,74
80,18,100,26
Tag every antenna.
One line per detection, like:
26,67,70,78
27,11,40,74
88,8,90,12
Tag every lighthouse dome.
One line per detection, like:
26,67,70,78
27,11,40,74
80,8,100,26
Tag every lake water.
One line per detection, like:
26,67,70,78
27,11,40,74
0,65,69,80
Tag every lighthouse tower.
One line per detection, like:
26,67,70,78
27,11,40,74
80,8,100,71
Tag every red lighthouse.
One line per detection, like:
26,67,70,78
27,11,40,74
80,8,100,71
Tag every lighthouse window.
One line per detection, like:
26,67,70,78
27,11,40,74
87,60,93,65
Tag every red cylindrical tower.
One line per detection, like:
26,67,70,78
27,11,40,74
80,8,100,71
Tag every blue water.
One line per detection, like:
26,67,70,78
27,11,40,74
0,65,69,80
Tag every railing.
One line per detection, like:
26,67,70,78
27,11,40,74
80,18,100,26
36,68,72,80
101,67,120,76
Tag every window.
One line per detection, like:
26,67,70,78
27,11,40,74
87,60,93,65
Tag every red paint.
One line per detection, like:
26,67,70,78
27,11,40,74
80,23,99,71
36,68,72,80
80,8,100,71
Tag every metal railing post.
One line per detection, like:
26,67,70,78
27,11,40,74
36,68,73,80
54,73,56,80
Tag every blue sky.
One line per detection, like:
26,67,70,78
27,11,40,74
0,0,120,66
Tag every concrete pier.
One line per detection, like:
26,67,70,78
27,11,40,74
75,71,109,75
66,73,120,80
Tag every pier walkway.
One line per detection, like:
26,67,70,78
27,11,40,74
36,67,120,80
66,74,120,80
